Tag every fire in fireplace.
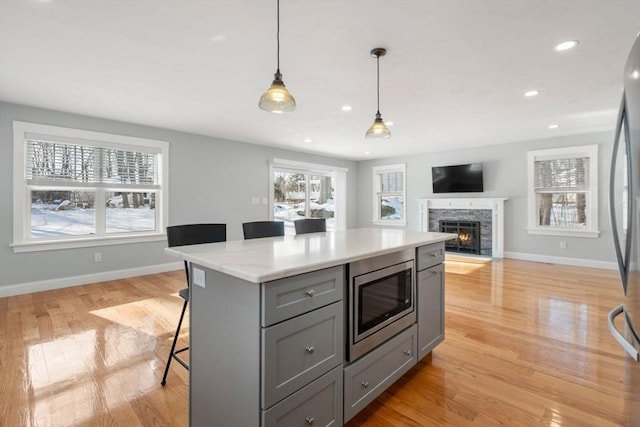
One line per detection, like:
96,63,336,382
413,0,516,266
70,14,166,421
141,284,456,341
439,220,481,255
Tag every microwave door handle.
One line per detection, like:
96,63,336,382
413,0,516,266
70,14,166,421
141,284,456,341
609,93,630,292
608,304,640,361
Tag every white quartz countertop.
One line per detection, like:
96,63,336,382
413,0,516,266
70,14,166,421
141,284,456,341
165,228,456,283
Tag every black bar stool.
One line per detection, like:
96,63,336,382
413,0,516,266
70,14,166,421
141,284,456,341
161,223,226,386
294,218,326,235
242,221,284,239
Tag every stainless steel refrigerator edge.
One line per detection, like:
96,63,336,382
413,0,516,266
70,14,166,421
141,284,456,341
608,33,640,424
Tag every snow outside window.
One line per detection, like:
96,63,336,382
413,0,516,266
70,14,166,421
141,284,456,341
373,164,406,226
12,121,169,252
527,145,599,238
270,158,347,235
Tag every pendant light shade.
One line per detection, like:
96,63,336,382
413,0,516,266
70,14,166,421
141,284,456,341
259,0,296,113
366,48,391,139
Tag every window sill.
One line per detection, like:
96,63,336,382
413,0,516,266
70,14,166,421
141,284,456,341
11,232,167,253
526,228,600,238
373,220,407,227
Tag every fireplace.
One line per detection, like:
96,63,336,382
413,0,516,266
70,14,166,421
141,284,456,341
439,220,481,255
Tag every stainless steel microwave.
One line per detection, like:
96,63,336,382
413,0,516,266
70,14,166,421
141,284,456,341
348,249,416,361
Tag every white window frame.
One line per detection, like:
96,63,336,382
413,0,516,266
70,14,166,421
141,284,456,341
527,144,599,238
372,163,407,227
12,121,169,253
269,158,348,233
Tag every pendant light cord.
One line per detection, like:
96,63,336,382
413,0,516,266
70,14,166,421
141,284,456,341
276,0,280,72
376,54,380,115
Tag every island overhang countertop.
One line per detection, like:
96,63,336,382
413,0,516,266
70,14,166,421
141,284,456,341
165,228,456,283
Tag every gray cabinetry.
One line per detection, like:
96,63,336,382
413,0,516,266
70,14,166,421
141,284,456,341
262,302,343,408
417,242,444,271
263,366,343,427
343,325,417,422
416,243,445,360
262,265,344,326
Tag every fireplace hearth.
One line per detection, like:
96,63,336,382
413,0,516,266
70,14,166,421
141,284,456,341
439,220,481,255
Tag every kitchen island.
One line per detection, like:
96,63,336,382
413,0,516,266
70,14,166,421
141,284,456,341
166,228,455,426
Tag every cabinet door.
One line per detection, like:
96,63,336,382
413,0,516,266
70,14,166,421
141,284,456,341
262,302,343,408
417,264,444,360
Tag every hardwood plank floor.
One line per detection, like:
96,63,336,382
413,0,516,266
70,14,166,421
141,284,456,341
1,258,638,426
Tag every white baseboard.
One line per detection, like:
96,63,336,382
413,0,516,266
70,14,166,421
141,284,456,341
0,262,183,298
503,251,617,271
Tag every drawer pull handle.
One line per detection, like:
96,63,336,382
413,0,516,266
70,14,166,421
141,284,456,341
306,289,315,298
403,350,412,356
431,270,439,276
305,346,315,354
361,381,369,388
430,252,438,257
305,417,315,425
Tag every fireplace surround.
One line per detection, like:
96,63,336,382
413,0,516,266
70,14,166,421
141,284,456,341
418,198,507,258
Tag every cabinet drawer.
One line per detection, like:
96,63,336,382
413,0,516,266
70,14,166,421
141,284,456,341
343,324,417,422
262,302,343,408
262,366,343,427
416,242,444,271
262,265,344,326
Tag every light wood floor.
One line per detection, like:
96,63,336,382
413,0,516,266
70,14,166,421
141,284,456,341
1,258,639,426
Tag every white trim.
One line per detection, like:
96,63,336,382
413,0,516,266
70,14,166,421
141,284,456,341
527,144,599,237
0,262,182,298
12,121,170,251
418,197,508,258
272,158,349,173
11,233,167,253
504,251,617,270
373,163,407,225
525,228,600,238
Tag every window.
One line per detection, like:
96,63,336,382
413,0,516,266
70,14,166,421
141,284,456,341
13,121,169,252
270,158,347,235
372,164,406,226
527,145,598,238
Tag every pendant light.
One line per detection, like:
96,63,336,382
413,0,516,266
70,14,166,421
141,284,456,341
259,0,296,113
365,47,391,139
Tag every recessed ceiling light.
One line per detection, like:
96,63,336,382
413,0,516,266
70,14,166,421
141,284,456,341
341,105,352,111
304,138,312,143
549,124,559,129
385,121,394,126
364,151,371,155
210,34,227,43
632,69,640,79
555,40,578,51
524,90,539,97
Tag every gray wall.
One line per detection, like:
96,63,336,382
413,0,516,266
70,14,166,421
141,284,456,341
356,131,616,263
0,101,358,287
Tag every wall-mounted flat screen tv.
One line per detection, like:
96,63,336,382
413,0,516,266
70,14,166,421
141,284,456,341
432,163,484,193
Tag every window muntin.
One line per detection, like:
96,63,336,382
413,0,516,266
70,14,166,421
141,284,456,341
373,164,406,226
13,121,169,252
527,145,598,237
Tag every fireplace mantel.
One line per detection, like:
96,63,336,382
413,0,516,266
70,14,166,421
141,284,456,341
417,198,508,258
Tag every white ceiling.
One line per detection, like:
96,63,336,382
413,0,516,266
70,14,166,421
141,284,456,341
1,0,639,161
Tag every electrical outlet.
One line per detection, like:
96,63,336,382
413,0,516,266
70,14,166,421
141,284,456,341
559,241,567,249
251,197,260,204
193,267,206,288
94,252,102,262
